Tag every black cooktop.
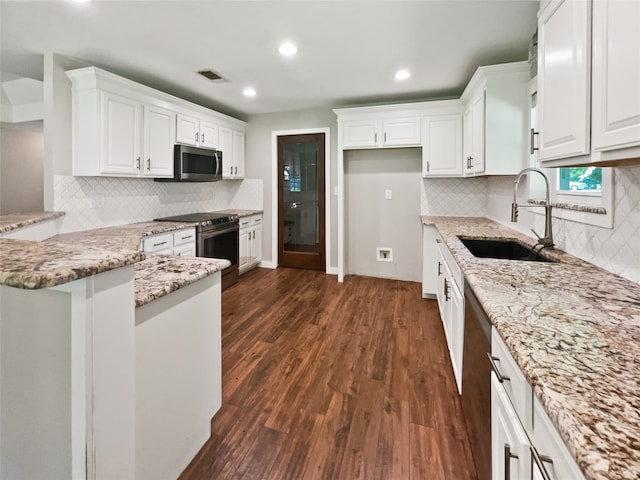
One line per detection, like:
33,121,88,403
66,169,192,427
155,212,238,226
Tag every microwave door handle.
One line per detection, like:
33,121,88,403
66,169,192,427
216,151,221,177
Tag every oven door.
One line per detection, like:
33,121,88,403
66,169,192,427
198,223,239,289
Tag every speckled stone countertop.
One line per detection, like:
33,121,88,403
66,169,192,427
0,238,144,289
422,216,640,480
48,221,197,251
49,221,229,307
134,255,230,308
214,208,263,218
0,211,65,234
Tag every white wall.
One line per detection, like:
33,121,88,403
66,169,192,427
245,108,338,269
0,121,44,214
346,148,422,281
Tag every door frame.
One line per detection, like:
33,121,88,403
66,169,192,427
271,128,332,273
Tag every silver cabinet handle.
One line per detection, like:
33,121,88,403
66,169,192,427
530,446,553,480
181,235,193,241
504,444,518,480
530,128,539,154
146,158,150,171
384,132,387,143
374,132,377,143
201,133,205,143
437,261,442,276
153,241,168,247
252,231,255,240
426,161,430,172
487,353,510,383
136,157,141,170
235,166,238,175
195,132,199,143
230,166,233,175
444,277,450,301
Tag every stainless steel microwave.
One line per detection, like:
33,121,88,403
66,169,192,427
156,145,222,182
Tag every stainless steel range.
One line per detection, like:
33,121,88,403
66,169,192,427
155,212,240,290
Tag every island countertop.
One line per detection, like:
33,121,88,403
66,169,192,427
0,211,65,234
422,216,640,480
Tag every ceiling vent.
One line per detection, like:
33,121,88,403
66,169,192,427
197,69,226,82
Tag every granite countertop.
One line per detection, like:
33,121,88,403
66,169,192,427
48,221,198,251
134,255,230,308
422,216,640,480
0,238,144,289
2,221,224,308
0,211,65,234
214,208,263,218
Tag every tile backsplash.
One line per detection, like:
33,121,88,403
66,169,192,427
423,166,640,284
53,175,263,233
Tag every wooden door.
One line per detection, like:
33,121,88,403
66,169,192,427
278,133,326,270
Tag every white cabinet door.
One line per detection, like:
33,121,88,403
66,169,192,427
537,0,591,161
591,0,640,152
422,115,463,176
239,227,251,272
491,374,531,480
449,278,464,394
143,105,175,177
218,126,234,178
199,121,219,149
101,91,142,175
251,215,262,264
232,130,245,178
176,114,199,146
382,117,421,146
436,249,452,343
463,93,485,175
422,226,440,296
343,120,381,148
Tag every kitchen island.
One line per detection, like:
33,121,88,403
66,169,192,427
0,219,229,480
423,216,640,480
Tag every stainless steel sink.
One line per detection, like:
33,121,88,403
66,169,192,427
458,237,555,262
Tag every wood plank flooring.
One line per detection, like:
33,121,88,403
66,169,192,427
179,267,477,480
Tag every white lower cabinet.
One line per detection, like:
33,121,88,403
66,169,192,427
492,373,531,480
491,329,585,480
141,228,196,257
239,214,262,274
435,239,464,393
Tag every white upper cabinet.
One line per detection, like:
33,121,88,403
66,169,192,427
382,117,421,146
537,0,640,166
143,105,175,177
461,62,530,176
101,91,143,176
220,126,245,179
591,0,640,153
67,67,246,178
342,116,421,149
537,0,591,162
422,114,463,177
176,114,219,149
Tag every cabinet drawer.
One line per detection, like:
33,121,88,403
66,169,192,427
491,329,532,430
251,215,262,226
239,217,252,229
173,228,196,247
173,243,196,257
143,233,173,253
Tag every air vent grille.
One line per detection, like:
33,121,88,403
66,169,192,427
197,69,226,82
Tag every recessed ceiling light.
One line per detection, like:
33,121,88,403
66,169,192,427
243,87,257,97
395,69,411,80
278,43,298,56
69,0,91,3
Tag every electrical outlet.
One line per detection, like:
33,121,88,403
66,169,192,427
385,189,392,200
90,192,105,209
376,247,393,262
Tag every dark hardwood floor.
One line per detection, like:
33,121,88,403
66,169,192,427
179,267,477,480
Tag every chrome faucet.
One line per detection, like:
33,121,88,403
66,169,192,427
511,167,554,248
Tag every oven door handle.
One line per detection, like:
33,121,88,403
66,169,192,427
200,224,239,238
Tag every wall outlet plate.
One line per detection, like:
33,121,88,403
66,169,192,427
376,247,393,262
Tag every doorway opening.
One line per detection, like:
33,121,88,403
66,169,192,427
277,133,326,270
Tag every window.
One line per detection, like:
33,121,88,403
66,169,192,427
558,167,602,193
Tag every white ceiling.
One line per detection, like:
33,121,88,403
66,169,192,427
0,0,538,120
